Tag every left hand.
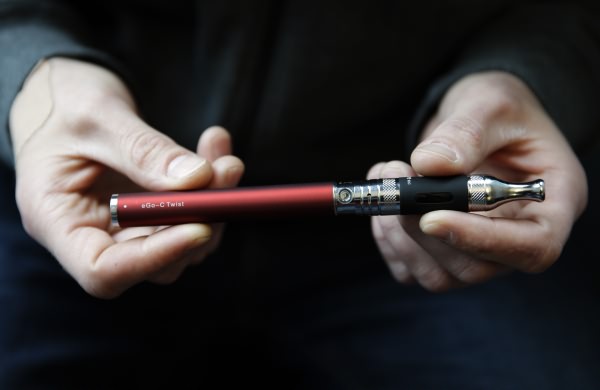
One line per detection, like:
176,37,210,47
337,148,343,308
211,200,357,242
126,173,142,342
369,71,587,291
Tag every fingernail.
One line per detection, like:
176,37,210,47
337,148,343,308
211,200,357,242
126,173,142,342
416,142,458,163
392,261,410,282
167,154,205,179
225,165,244,184
420,218,454,244
186,224,212,244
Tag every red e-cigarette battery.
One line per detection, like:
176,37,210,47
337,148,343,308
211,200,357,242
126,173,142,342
111,183,334,227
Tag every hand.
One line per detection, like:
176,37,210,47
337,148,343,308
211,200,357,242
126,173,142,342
369,71,587,291
10,58,244,298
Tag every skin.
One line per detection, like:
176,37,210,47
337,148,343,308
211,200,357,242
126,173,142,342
369,71,588,291
10,57,244,298
10,59,587,297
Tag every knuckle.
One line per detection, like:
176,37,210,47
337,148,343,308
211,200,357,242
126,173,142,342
517,223,564,273
84,261,127,299
82,278,120,299
124,130,171,171
60,90,111,131
447,116,483,149
389,262,411,284
84,270,116,299
463,73,527,119
523,241,562,273
374,216,405,240
372,226,386,242
480,75,527,116
419,267,452,293
453,258,493,284
152,272,181,285
488,89,522,118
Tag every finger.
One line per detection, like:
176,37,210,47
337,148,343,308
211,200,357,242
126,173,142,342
56,223,212,299
369,161,420,284
147,258,189,285
369,170,507,285
410,93,523,176
110,225,163,241
208,155,245,189
186,156,243,266
80,108,213,191
367,162,387,180
374,160,415,179
369,161,465,290
169,154,243,273
419,209,562,273
137,222,223,282
147,248,202,285
367,162,414,283
369,161,414,282
172,127,242,271
196,126,233,162
157,131,243,273
408,224,510,284
376,214,460,292
371,216,413,284
196,126,244,190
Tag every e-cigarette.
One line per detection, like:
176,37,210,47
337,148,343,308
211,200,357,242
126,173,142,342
110,175,544,227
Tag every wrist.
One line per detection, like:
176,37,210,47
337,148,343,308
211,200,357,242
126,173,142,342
9,59,53,157
9,57,136,160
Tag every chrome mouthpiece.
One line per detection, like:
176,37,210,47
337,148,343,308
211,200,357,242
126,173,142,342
467,175,545,212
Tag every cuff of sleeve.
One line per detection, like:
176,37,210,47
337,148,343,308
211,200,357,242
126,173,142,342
405,4,600,155
0,20,127,168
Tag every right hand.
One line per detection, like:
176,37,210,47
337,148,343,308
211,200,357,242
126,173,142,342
10,57,244,298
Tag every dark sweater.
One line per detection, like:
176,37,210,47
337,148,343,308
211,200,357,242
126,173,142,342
1,0,599,179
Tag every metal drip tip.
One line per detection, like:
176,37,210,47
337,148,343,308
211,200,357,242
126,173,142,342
467,175,545,211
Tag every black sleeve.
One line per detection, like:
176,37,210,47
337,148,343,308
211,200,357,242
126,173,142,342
0,1,126,167
406,2,600,154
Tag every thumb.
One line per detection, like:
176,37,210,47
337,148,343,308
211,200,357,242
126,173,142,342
410,73,531,177
411,115,494,176
93,110,213,191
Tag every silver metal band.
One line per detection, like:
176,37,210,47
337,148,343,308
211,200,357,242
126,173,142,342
110,194,119,226
333,178,401,216
467,175,489,211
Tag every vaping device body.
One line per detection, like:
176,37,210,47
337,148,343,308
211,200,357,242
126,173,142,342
111,175,544,227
